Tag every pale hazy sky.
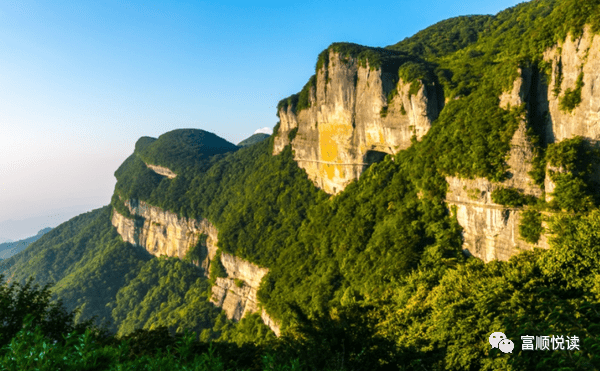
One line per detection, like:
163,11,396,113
0,0,524,239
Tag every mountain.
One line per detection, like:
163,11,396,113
136,129,238,174
0,227,52,260
4,1,600,369
237,133,270,147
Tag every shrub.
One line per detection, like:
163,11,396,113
546,136,589,174
549,172,594,212
552,56,563,97
288,127,298,142
546,137,600,211
380,106,388,118
528,147,547,187
234,279,244,288
491,187,533,207
296,75,316,113
559,70,584,112
519,209,543,243
209,250,227,284
398,61,432,98
276,93,299,117
184,234,208,266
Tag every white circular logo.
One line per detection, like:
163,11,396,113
489,332,506,348
499,339,514,354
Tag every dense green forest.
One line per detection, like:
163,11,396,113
4,0,600,369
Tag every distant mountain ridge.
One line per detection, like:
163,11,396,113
237,133,270,147
0,227,52,260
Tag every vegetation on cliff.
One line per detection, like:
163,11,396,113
518,209,543,244
490,187,536,207
546,136,600,212
559,70,585,112
387,15,491,59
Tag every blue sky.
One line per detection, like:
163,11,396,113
0,0,525,239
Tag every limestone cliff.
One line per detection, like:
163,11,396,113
537,26,600,195
448,27,600,262
445,68,548,262
541,26,600,144
431,27,600,262
274,49,442,194
445,175,549,262
111,199,218,266
209,253,280,335
110,199,280,335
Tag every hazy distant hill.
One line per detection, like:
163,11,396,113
0,227,52,260
237,133,270,147
0,204,99,242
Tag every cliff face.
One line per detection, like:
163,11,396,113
209,253,280,335
443,25,600,262
272,32,600,263
111,199,280,335
445,175,549,263
209,252,280,335
541,26,600,144
111,199,218,266
445,68,548,262
539,27,600,194
449,27,600,262
274,50,441,194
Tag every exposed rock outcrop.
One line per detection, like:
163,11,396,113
111,199,217,265
445,176,548,262
538,27,600,194
499,67,531,111
110,199,281,335
445,68,548,262
274,50,442,194
145,163,177,179
445,26,600,262
541,26,600,143
209,253,280,335
209,252,271,324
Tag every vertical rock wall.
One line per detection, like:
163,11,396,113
445,68,549,262
445,176,548,262
542,26,600,143
111,198,218,265
274,50,441,194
